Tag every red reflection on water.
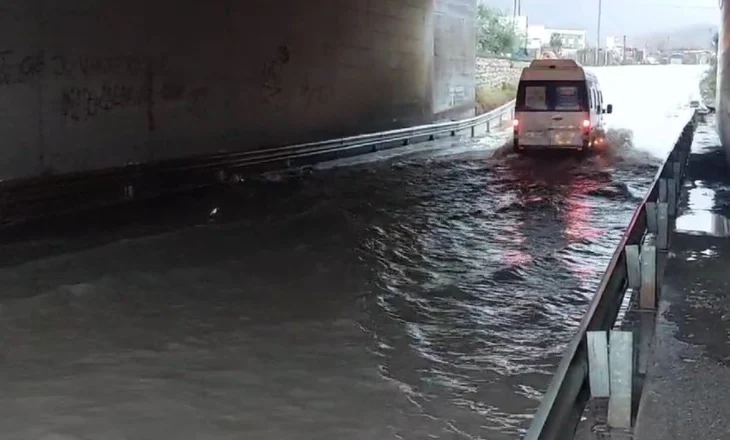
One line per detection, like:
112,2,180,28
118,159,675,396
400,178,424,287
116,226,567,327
562,176,605,280
563,176,602,241
503,249,533,266
497,221,532,267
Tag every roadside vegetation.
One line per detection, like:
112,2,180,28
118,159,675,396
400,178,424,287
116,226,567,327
475,5,521,115
476,4,522,56
476,83,517,114
700,32,719,106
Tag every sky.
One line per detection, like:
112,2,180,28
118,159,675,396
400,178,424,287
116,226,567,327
481,0,719,42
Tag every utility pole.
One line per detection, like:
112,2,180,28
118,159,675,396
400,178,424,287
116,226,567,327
596,0,602,66
517,0,523,54
513,0,518,42
623,34,627,63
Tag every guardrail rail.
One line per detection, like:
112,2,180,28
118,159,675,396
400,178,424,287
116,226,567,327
523,111,699,439
0,100,516,226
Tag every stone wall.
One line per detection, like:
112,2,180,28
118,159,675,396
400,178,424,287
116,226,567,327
476,56,530,89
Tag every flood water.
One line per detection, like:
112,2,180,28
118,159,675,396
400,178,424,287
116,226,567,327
0,65,707,440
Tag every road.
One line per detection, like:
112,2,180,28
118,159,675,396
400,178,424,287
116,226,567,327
0,65,707,440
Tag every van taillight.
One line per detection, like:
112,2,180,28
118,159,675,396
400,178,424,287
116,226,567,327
513,119,519,127
582,119,590,129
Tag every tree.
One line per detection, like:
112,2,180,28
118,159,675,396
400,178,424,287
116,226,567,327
701,32,719,105
549,33,563,55
476,4,521,55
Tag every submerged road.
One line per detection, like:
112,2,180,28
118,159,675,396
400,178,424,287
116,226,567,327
0,65,706,440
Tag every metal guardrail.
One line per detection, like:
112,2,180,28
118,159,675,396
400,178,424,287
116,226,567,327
0,100,515,225
523,111,699,440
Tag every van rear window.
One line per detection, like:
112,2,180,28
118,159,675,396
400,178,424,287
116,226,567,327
517,81,588,112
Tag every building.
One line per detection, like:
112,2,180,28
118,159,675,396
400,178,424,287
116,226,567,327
526,25,587,56
526,24,547,51
605,36,625,53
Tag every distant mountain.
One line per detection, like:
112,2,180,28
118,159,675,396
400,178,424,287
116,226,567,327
627,24,718,50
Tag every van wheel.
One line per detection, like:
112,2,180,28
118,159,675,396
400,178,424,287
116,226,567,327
578,141,592,157
513,142,524,155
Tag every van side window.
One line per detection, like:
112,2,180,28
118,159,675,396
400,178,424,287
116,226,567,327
591,89,597,109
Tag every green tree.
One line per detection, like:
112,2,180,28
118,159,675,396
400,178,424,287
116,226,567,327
701,32,719,105
476,4,521,55
549,33,563,55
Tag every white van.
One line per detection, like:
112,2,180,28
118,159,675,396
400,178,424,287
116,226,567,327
512,59,613,154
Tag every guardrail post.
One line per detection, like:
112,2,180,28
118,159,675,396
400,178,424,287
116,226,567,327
640,234,657,309
486,119,491,133
637,312,655,375
646,202,658,234
608,331,633,429
658,178,668,204
625,245,641,290
672,162,682,193
666,178,677,217
657,203,669,250
587,331,610,397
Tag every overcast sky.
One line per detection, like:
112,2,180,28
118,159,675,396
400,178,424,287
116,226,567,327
481,0,719,41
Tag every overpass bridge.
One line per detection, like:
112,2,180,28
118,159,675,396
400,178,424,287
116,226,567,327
0,0,474,186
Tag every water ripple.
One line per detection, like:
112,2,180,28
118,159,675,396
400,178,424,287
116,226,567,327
357,141,653,437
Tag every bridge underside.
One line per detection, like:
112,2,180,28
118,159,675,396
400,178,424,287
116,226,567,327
0,0,475,181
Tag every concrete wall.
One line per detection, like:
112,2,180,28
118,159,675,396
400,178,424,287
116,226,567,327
0,0,479,181
475,57,529,89
717,0,730,160
432,0,476,120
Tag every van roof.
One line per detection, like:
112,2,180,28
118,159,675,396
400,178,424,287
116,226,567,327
520,59,596,82
529,59,582,69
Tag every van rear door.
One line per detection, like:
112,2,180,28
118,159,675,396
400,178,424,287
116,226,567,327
516,80,590,148
515,84,552,147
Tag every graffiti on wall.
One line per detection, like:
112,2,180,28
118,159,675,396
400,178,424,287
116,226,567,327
0,50,166,85
60,83,152,122
0,45,338,127
448,85,466,107
298,79,334,107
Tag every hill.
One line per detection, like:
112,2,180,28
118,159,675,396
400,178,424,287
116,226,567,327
627,24,718,50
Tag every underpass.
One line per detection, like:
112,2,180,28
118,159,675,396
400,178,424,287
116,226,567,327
0,65,706,440
0,0,476,183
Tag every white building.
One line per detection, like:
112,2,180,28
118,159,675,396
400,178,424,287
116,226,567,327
526,25,587,55
605,36,624,53
526,24,547,51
